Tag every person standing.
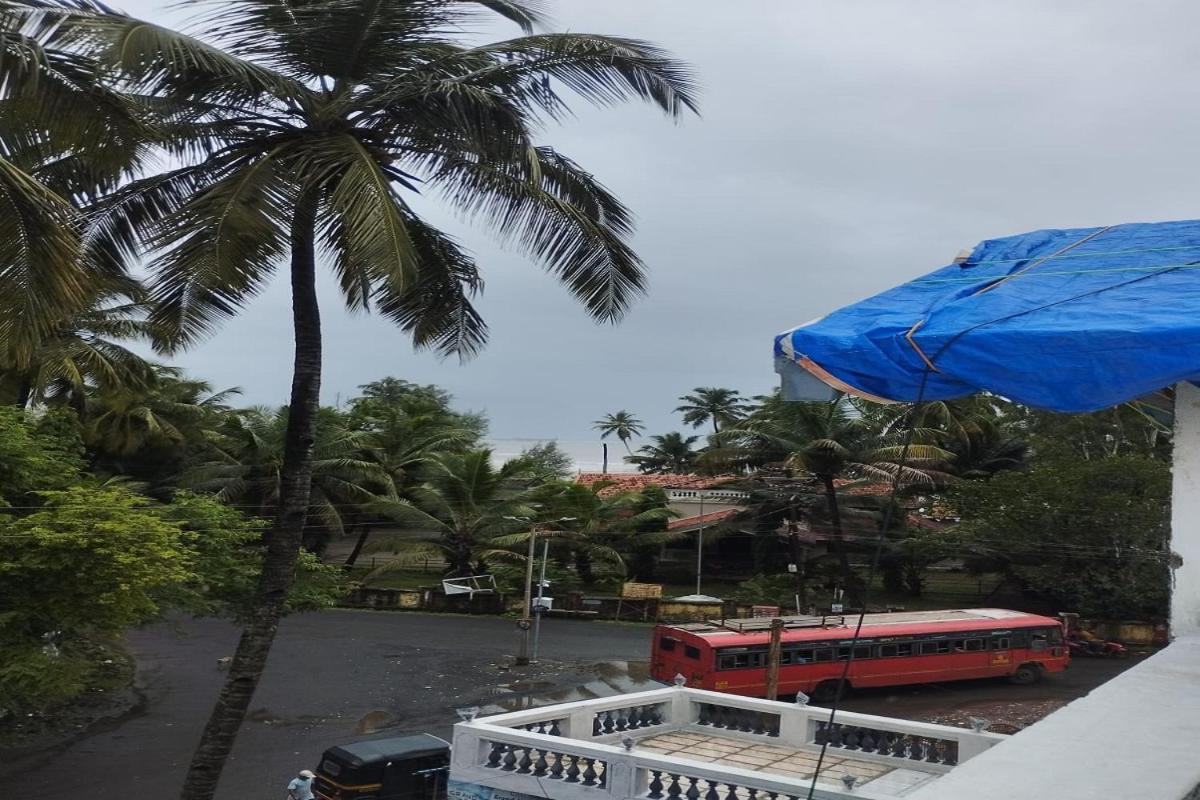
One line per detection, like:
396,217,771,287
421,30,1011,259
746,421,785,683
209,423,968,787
287,769,315,800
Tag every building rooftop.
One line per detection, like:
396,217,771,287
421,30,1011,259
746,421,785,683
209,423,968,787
576,473,738,496
450,684,1004,800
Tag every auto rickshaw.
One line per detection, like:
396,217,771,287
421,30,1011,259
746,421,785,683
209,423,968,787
314,733,450,800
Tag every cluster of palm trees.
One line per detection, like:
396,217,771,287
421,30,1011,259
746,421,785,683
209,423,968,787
595,388,1037,605
595,386,750,473
0,0,697,795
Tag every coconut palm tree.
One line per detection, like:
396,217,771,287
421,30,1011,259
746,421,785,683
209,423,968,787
47,2,695,793
716,396,953,606
186,406,394,553
675,387,749,434
84,365,240,481
0,289,158,410
377,449,535,577
627,431,700,474
594,410,646,454
504,478,677,583
342,403,480,566
0,2,150,363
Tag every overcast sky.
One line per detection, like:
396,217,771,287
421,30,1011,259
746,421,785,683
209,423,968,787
116,0,1200,441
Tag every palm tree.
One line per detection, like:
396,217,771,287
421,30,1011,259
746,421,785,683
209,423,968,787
186,406,394,553
378,450,535,577
717,396,952,606
342,404,480,566
0,290,157,410
496,479,676,583
0,3,149,363
84,366,240,482
628,432,700,474
594,410,646,454
53,2,695,793
675,387,749,434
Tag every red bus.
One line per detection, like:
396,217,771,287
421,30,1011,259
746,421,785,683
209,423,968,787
651,608,1068,701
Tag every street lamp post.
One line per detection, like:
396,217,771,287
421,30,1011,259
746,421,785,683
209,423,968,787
532,537,550,660
507,516,575,666
517,528,538,665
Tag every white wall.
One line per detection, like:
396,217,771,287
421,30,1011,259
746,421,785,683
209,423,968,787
1171,382,1200,634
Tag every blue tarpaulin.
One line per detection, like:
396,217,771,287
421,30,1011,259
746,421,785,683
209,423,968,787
774,219,1200,412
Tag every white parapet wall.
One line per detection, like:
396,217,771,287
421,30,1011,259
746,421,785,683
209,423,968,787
906,636,1200,800
450,686,1003,800
909,381,1200,800
1172,381,1200,635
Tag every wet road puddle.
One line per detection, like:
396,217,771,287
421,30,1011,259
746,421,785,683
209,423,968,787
482,660,660,714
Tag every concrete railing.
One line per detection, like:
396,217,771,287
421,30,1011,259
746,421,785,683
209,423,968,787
908,636,1200,800
451,686,1004,800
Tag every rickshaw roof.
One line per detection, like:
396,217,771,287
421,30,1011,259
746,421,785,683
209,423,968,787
326,733,449,767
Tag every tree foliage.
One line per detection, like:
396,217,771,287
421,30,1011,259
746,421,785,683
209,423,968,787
953,456,1171,618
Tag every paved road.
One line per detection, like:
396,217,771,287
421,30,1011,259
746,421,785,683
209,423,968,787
9,611,652,800
8,611,1138,800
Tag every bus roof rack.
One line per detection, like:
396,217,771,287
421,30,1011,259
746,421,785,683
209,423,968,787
708,614,846,632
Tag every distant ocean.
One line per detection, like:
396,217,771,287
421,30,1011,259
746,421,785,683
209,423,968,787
487,438,638,474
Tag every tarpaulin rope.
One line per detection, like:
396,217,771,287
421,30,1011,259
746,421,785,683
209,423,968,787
904,226,1114,372
804,368,932,800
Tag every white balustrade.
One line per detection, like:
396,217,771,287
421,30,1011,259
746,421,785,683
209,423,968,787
452,686,1004,800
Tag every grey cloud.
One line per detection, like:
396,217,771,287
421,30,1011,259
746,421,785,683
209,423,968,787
117,0,1200,440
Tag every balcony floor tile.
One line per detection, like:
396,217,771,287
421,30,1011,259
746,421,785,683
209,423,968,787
638,731,924,793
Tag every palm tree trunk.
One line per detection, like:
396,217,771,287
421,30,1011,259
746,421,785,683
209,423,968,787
14,372,33,409
181,195,322,800
602,442,608,474
344,525,371,568
820,474,862,608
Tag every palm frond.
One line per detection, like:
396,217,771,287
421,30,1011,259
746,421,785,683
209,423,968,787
429,145,644,322
146,150,296,349
468,33,698,119
0,155,85,365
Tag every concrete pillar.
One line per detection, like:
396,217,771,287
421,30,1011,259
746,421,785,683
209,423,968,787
1173,382,1200,635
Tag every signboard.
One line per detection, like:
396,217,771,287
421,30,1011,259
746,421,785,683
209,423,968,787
621,582,663,599
831,603,844,614
449,781,540,800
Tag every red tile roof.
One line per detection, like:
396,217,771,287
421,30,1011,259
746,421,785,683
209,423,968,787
574,472,737,497
667,508,741,531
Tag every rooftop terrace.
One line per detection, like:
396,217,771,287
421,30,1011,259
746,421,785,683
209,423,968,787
449,684,1004,800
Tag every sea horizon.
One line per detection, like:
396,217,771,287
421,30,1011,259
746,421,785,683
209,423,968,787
486,437,640,474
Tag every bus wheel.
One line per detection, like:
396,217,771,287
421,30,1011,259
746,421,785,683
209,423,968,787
1009,664,1042,685
811,680,846,703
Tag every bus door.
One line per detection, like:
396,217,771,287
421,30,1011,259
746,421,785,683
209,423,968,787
988,631,1015,671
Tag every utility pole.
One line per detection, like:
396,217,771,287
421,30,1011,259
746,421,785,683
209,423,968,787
508,516,575,666
695,491,705,596
532,537,550,661
516,526,538,666
787,495,808,614
765,617,784,700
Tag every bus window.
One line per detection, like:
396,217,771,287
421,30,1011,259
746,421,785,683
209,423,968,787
684,645,701,659
793,649,814,664
1011,631,1030,648
963,639,984,652
854,646,871,659
1030,633,1048,652
813,649,834,662
660,637,677,652
896,642,914,657
991,637,1011,650
1047,627,1063,644
878,644,898,658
